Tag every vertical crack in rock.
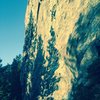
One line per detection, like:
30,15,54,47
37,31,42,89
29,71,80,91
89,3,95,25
36,0,42,23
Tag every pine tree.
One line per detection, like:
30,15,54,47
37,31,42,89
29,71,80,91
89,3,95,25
11,55,22,100
0,64,11,100
21,10,37,100
32,27,60,99
23,10,36,52
0,59,2,67
41,26,60,99
32,35,46,99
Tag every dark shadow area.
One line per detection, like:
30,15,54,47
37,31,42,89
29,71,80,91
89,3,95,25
0,55,22,100
66,3,100,100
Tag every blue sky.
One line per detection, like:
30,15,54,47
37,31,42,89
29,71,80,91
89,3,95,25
0,0,27,65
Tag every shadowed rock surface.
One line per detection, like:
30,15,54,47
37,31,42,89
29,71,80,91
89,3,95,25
21,0,100,100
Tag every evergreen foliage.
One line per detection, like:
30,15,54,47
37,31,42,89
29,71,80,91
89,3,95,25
23,10,36,52
32,35,46,99
11,55,22,100
0,55,22,100
42,26,60,98
21,10,37,99
0,64,11,100
32,26,60,99
0,59,2,67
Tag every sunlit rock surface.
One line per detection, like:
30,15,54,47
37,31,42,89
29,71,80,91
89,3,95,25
21,0,100,100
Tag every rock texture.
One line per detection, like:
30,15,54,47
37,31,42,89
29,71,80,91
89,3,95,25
21,0,100,100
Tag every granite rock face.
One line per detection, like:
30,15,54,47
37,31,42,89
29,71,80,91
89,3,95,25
21,0,100,100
